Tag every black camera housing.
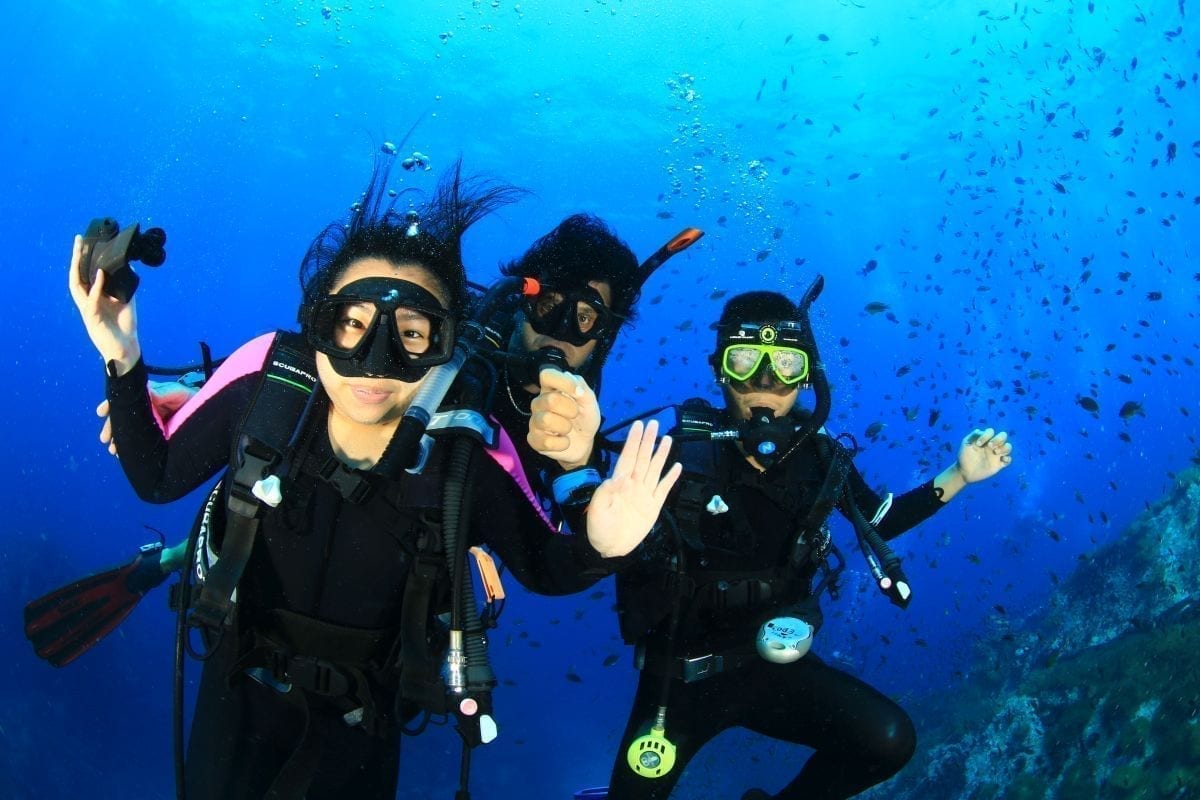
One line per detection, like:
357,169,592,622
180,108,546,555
78,218,167,303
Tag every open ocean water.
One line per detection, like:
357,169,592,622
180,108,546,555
1,1,1195,798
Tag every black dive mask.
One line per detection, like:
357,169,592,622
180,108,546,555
523,283,620,347
741,406,798,468
304,277,456,383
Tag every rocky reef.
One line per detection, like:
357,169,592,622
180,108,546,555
873,467,1200,799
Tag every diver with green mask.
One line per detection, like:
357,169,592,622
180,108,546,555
598,280,1014,800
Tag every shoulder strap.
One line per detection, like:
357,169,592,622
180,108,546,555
190,331,319,631
669,399,723,550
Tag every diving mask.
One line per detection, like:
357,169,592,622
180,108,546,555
523,283,619,347
304,277,456,382
716,321,810,386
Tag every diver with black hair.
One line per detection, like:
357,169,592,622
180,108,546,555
63,155,681,800
36,214,702,672
492,214,699,502
600,282,1013,800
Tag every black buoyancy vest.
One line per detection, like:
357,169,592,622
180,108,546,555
616,399,850,644
186,331,487,709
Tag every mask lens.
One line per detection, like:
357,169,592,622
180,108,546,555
531,291,566,322
311,299,378,357
575,300,601,334
724,346,766,380
388,307,437,355
768,348,809,383
722,345,808,384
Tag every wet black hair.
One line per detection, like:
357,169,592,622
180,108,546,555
500,213,641,321
716,291,800,329
300,156,525,321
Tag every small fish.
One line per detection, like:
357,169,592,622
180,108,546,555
1118,401,1144,420
565,672,583,683
1110,126,1124,137
861,259,878,276
1146,291,1163,301
864,301,890,314
709,289,727,300
755,250,771,262
656,210,674,219
1077,396,1100,413
782,77,788,92
717,215,727,226
784,33,794,44
772,227,784,240
865,421,886,439
966,553,982,565
928,409,941,427
817,33,829,41
602,654,620,668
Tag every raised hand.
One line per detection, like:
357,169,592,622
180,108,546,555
67,235,141,375
586,420,683,558
958,427,1014,484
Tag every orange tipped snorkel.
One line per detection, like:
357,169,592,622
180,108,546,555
638,227,704,279
666,227,704,254
588,227,704,396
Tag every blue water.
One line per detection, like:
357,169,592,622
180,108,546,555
1,1,1195,798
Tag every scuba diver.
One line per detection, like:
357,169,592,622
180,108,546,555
491,213,701,502
61,156,682,800
28,215,702,670
598,284,1014,800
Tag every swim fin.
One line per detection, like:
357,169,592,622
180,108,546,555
24,542,168,667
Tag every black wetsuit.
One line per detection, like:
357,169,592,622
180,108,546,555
106,336,614,800
608,422,945,800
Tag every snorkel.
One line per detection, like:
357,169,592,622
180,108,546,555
375,275,539,474
794,274,831,440
592,227,704,394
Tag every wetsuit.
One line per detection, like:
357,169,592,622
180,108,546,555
106,334,615,800
608,420,945,800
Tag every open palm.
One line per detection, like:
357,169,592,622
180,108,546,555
586,420,682,558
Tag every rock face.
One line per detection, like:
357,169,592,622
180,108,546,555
872,468,1200,800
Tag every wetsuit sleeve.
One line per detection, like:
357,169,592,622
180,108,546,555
105,340,266,503
471,454,620,596
841,465,944,541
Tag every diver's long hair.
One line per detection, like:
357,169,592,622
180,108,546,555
299,156,526,319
